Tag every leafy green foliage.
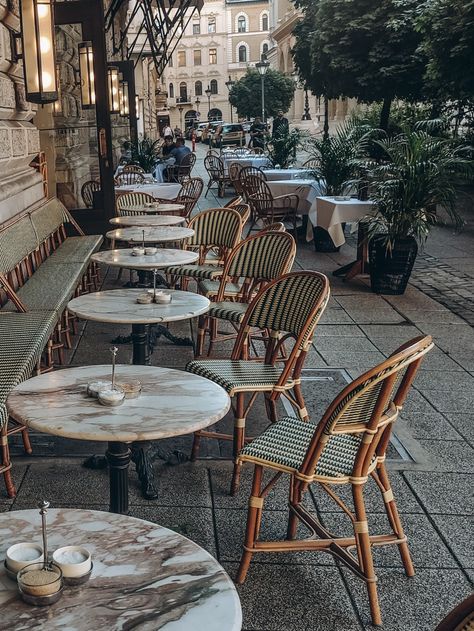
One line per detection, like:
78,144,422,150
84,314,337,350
356,130,473,245
266,129,308,169
131,137,161,173
228,69,295,120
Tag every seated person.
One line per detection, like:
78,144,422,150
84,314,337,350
161,135,176,158
169,137,191,165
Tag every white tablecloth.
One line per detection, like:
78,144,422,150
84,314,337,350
263,168,313,182
306,196,375,247
267,179,323,215
115,182,182,200
224,156,272,172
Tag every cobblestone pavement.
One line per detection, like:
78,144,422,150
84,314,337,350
1,145,473,631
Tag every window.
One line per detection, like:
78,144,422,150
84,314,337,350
194,49,201,65
195,80,202,96
237,16,246,33
169,83,174,98
262,13,269,31
179,82,187,101
208,17,216,33
210,79,218,95
192,21,200,34
209,48,217,64
262,43,269,55
177,50,186,67
238,45,247,63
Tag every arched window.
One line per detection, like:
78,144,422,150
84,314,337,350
195,81,202,96
210,79,218,95
238,15,246,33
238,45,247,63
179,82,187,101
169,83,174,98
262,42,269,55
262,13,269,31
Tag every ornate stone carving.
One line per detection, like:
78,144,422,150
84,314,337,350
14,81,28,111
0,74,16,109
11,127,25,156
0,128,10,157
27,127,39,154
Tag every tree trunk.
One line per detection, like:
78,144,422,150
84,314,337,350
323,96,329,140
379,97,392,131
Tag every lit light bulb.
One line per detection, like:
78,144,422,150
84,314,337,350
40,36,51,53
36,3,48,18
42,71,53,89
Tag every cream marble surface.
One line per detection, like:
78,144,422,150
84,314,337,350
7,365,229,442
114,183,181,200
91,248,198,270
106,226,194,244
67,289,209,324
0,508,242,631
118,203,186,214
109,215,185,227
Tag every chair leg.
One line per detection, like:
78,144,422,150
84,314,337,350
236,464,263,584
195,315,207,358
21,426,33,455
1,424,16,498
286,477,302,540
376,464,415,576
191,431,202,462
352,484,382,626
207,318,218,357
264,394,278,423
231,392,246,496
293,383,308,420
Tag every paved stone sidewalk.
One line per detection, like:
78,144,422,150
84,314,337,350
1,146,473,630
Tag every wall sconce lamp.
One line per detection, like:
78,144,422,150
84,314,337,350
135,95,140,120
107,66,120,113
119,79,129,117
78,41,95,109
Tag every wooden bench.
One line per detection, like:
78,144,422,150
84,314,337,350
0,198,103,497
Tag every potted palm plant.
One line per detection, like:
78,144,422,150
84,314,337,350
267,128,308,169
362,129,472,294
130,136,162,173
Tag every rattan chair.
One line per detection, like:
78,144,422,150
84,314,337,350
122,164,145,174
203,203,251,268
235,335,434,627
196,231,296,357
164,207,243,287
116,192,156,216
81,180,101,208
435,594,474,631
115,171,145,186
225,196,244,208
186,270,330,493
240,166,267,182
243,174,299,235
204,154,232,198
228,163,244,196
167,152,197,183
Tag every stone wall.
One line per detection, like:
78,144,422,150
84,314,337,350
0,0,44,225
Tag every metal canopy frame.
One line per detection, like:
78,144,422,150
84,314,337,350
105,0,203,78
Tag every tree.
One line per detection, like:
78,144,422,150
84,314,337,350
292,0,427,130
228,69,295,120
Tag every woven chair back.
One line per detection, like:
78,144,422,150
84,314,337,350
243,175,276,222
224,196,244,208
81,180,100,208
115,172,145,186
176,177,204,217
299,336,433,480
231,203,251,224
228,163,244,194
0,215,38,275
204,154,225,180
256,222,285,233
187,207,243,250
116,192,155,216
240,166,267,182
122,165,145,174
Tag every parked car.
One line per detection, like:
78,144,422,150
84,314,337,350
212,123,245,148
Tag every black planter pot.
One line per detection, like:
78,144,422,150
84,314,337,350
313,225,345,253
369,235,418,295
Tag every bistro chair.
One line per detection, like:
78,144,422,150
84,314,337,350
203,203,251,268
116,192,155,216
155,177,204,219
225,196,244,208
186,270,330,494
164,207,243,288
204,154,232,198
234,335,433,627
435,594,474,631
122,164,145,174
240,166,267,183
115,171,145,186
243,175,299,235
166,152,196,183
195,231,296,357
81,180,100,208
228,163,244,196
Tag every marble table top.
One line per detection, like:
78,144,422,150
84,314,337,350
114,183,181,200
109,215,185,227
119,203,186,214
106,226,194,244
7,365,229,442
0,508,241,630
91,248,198,269
67,289,209,325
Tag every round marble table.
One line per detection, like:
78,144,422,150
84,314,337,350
109,214,185,227
91,248,198,270
7,366,229,513
0,508,242,630
118,202,185,214
106,226,194,246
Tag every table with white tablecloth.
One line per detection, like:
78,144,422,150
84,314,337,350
223,155,272,172
115,182,181,200
266,179,323,216
262,168,313,182
306,196,375,247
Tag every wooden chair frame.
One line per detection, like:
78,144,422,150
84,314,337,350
235,336,434,627
115,171,145,186
204,154,232,198
81,179,101,208
243,175,300,235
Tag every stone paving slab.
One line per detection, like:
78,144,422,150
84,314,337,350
403,471,474,515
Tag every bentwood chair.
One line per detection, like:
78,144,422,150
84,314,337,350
228,163,244,196
235,335,434,627
204,154,232,197
186,270,330,494
155,177,204,219
164,207,243,287
81,180,100,208
203,203,251,268
435,594,474,631
122,164,145,174
116,192,155,216
240,166,267,183
115,171,145,186
195,231,296,357
166,152,196,183
243,175,300,235
225,196,244,208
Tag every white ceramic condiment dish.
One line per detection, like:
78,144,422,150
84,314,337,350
132,247,145,256
52,546,92,578
6,543,44,573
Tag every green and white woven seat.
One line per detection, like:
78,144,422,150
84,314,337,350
199,279,242,298
206,301,248,324
186,359,290,396
239,415,377,480
164,263,223,280
48,235,103,264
